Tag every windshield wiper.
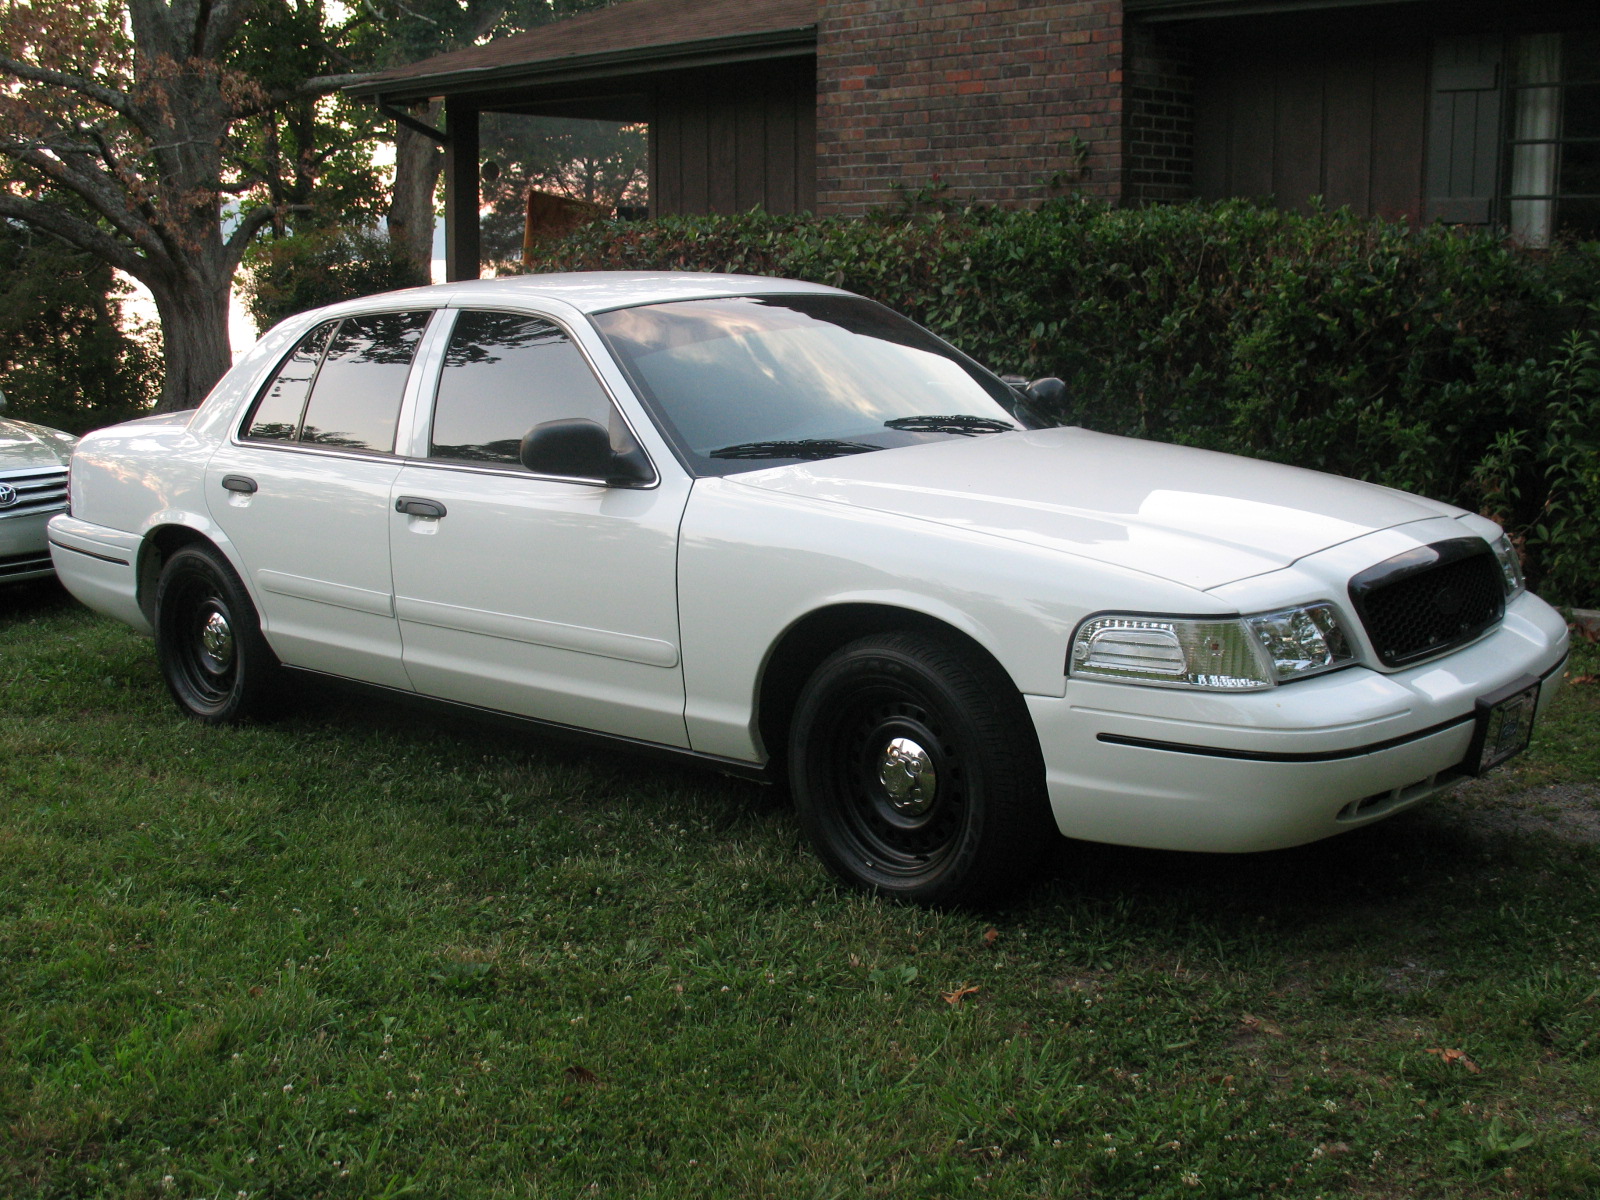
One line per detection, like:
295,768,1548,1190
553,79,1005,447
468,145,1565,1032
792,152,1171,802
707,438,881,461
882,414,1017,435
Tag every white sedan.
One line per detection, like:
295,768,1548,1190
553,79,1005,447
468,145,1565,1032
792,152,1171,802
49,273,1569,904
1,388,76,584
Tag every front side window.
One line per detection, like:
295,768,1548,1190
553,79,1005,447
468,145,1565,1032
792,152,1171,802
241,311,430,453
592,294,1034,477
428,310,614,468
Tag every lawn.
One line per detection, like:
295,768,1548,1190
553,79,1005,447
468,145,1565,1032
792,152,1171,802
3,581,1598,1199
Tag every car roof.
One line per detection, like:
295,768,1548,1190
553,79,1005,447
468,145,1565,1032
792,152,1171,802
369,271,850,316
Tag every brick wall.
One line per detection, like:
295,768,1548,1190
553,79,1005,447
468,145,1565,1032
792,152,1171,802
815,0,1126,215
1125,24,1195,204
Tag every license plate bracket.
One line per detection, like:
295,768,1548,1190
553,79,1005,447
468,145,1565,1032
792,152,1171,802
1466,675,1540,776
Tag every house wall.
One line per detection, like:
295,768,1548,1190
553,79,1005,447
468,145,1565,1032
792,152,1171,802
1125,24,1194,204
650,59,817,215
1190,27,1432,222
813,0,1126,215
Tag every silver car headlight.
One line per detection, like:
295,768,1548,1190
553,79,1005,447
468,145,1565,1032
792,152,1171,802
1489,533,1525,599
1071,603,1356,691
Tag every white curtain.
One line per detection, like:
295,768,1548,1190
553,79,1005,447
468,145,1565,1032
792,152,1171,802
1510,34,1562,247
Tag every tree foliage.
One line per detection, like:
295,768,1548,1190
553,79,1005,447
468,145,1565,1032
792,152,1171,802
0,0,368,411
0,216,159,435
243,226,429,331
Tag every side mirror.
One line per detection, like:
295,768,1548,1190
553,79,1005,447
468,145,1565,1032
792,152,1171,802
519,418,653,487
1025,377,1068,410
0,388,8,413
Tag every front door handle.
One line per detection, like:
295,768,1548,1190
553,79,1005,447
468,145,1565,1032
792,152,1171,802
221,474,257,494
395,496,447,519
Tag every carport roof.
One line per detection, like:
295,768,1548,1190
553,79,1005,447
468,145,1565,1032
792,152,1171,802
348,0,818,102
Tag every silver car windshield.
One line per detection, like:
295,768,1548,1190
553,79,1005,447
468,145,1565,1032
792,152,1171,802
592,294,1036,476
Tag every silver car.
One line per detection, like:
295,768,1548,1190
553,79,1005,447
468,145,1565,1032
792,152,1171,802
0,389,77,584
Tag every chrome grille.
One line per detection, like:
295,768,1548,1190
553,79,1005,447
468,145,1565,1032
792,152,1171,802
1348,538,1504,668
0,466,69,519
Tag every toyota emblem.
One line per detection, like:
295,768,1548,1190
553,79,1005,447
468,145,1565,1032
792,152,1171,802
0,483,17,508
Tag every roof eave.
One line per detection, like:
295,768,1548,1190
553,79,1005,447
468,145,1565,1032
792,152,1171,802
1126,0,1427,20
347,25,817,103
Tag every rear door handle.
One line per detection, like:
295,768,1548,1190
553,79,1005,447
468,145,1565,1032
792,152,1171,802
395,496,447,519
221,474,257,494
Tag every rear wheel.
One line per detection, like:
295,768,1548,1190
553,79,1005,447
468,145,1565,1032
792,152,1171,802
788,631,1052,906
154,543,282,724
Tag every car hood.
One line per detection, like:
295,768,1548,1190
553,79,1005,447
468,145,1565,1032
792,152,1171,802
729,426,1464,591
0,416,76,469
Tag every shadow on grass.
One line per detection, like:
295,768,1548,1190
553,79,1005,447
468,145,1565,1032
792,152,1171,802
0,577,76,625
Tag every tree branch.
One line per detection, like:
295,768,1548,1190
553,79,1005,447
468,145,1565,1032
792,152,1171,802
200,0,258,60
0,133,171,263
230,72,376,120
0,55,135,118
222,203,282,272
296,71,376,98
0,192,149,280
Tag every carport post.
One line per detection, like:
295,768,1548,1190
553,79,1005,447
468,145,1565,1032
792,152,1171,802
444,99,481,281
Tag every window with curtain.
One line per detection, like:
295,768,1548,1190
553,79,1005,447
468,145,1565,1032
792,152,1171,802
1506,32,1600,246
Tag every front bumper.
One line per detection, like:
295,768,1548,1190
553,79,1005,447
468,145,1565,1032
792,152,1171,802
1029,591,1571,852
1,509,59,583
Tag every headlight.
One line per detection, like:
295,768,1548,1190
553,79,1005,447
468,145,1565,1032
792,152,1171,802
1489,533,1525,599
1071,603,1356,690
1244,603,1354,682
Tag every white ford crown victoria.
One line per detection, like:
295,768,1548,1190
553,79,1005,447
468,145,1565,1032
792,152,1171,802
49,273,1569,903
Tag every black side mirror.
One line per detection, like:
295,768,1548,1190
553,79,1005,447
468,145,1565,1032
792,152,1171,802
0,388,8,414
519,418,653,487
1025,377,1068,410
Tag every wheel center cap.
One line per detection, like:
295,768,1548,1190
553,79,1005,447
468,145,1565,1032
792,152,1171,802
878,736,937,814
199,609,234,673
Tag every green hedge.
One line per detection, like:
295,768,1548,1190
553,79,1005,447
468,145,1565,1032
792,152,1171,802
526,200,1600,607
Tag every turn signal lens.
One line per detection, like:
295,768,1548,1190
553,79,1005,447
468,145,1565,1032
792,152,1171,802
1070,616,1272,690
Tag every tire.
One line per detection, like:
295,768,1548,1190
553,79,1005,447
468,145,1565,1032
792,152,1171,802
788,631,1053,906
153,543,282,724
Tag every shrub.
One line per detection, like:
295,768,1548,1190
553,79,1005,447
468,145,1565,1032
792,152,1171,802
525,201,1600,606
243,227,429,334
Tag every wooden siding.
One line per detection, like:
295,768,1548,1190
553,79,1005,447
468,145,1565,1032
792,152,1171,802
1193,34,1430,221
1425,36,1503,225
651,60,815,215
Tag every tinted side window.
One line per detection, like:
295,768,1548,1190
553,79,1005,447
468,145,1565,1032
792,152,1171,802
429,310,613,468
244,322,336,441
299,312,430,453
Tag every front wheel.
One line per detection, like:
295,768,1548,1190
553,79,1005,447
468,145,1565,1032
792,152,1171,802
788,632,1053,906
154,543,282,724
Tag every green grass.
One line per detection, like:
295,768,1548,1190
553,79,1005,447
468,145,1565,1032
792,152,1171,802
3,582,1599,1199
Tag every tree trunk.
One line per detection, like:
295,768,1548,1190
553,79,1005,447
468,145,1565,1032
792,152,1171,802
150,275,234,413
389,101,444,282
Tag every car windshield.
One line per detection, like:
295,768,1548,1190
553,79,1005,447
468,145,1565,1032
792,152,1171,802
591,294,1038,476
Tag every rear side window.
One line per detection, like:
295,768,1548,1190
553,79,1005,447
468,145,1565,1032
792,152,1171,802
245,322,335,442
428,310,613,468
243,311,430,452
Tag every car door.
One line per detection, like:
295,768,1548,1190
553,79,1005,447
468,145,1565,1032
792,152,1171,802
388,307,692,746
205,309,433,691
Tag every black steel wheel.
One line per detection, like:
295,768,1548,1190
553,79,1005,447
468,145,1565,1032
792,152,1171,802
154,543,282,724
788,631,1052,906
